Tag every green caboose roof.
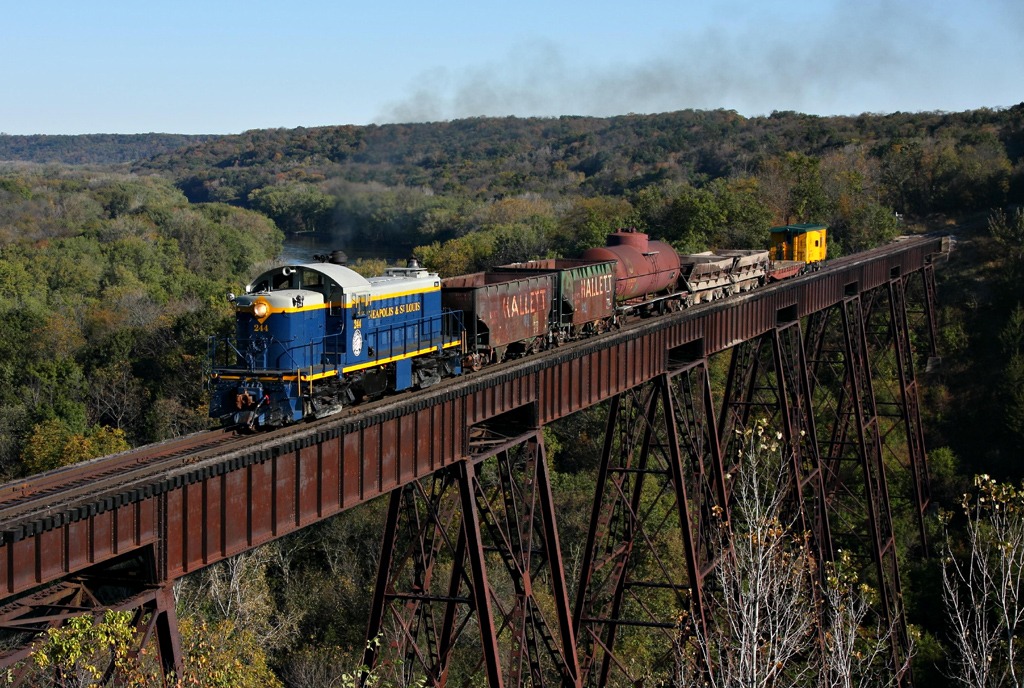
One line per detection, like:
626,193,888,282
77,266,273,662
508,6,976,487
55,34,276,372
770,223,828,235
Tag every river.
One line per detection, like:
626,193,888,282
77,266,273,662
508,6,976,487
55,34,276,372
278,233,411,265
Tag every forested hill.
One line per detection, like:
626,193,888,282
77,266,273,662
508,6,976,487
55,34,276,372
0,133,215,165
132,108,1024,206
3,106,1023,205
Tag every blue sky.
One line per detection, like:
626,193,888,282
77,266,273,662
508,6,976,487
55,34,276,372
2,0,1021,135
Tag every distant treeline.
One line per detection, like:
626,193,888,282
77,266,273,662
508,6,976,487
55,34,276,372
146,108,1024,214
0,133,216,165
2,107,1023,214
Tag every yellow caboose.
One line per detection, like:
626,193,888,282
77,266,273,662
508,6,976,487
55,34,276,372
769,223,828,264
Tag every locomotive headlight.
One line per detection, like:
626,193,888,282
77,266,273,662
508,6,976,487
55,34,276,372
252,300,270,320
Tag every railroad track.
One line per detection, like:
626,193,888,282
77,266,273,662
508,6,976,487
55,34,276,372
0,395,385,543
0,429,244,525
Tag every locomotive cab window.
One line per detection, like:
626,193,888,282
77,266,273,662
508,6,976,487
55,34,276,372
301,270,324,289
301,269,331,297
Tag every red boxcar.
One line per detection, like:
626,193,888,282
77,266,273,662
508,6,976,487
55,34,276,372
441,271,556,361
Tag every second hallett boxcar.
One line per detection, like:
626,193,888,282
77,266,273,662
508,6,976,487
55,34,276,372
492,258,616,336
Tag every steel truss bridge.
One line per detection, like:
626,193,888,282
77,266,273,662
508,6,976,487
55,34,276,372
0,235,946,687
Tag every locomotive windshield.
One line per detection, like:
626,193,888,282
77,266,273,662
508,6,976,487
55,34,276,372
249,267,339,297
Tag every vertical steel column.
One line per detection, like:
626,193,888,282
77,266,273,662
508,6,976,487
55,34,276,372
149,583,183,684
99,583,182,687
574,364,730,687
839,295,913,686
363,486,405,677
534,434,582,688
364,425,579,688
887,277,932,551
456,459,504,688
922,262,940,360
667,356,731,651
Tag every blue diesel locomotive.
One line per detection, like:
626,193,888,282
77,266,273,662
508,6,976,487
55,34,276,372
209,255,463,429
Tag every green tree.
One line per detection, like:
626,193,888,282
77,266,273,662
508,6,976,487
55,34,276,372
1000,305,1024,444
413,232,496,277
759,152,829,225
25,609,160,687
990,208,1024,269
248,183,334,235
551,196,633,255
709,176,774,249
176,616,284,688
662,185,727,252
836,202,899,255
21,420,129,475
488,223,548,265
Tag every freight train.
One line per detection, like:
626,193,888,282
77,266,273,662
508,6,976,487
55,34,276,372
209,224,827,429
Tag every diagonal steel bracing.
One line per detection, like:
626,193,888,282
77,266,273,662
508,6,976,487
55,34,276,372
719,322,835,571
363,420,579,688
0,564,182,687
573,358,730,687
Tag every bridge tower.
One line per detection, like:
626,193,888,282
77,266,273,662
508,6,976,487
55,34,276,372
363,406,580,687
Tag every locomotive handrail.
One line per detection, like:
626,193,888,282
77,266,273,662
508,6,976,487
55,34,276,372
211,332,344,374
359,310,464,362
